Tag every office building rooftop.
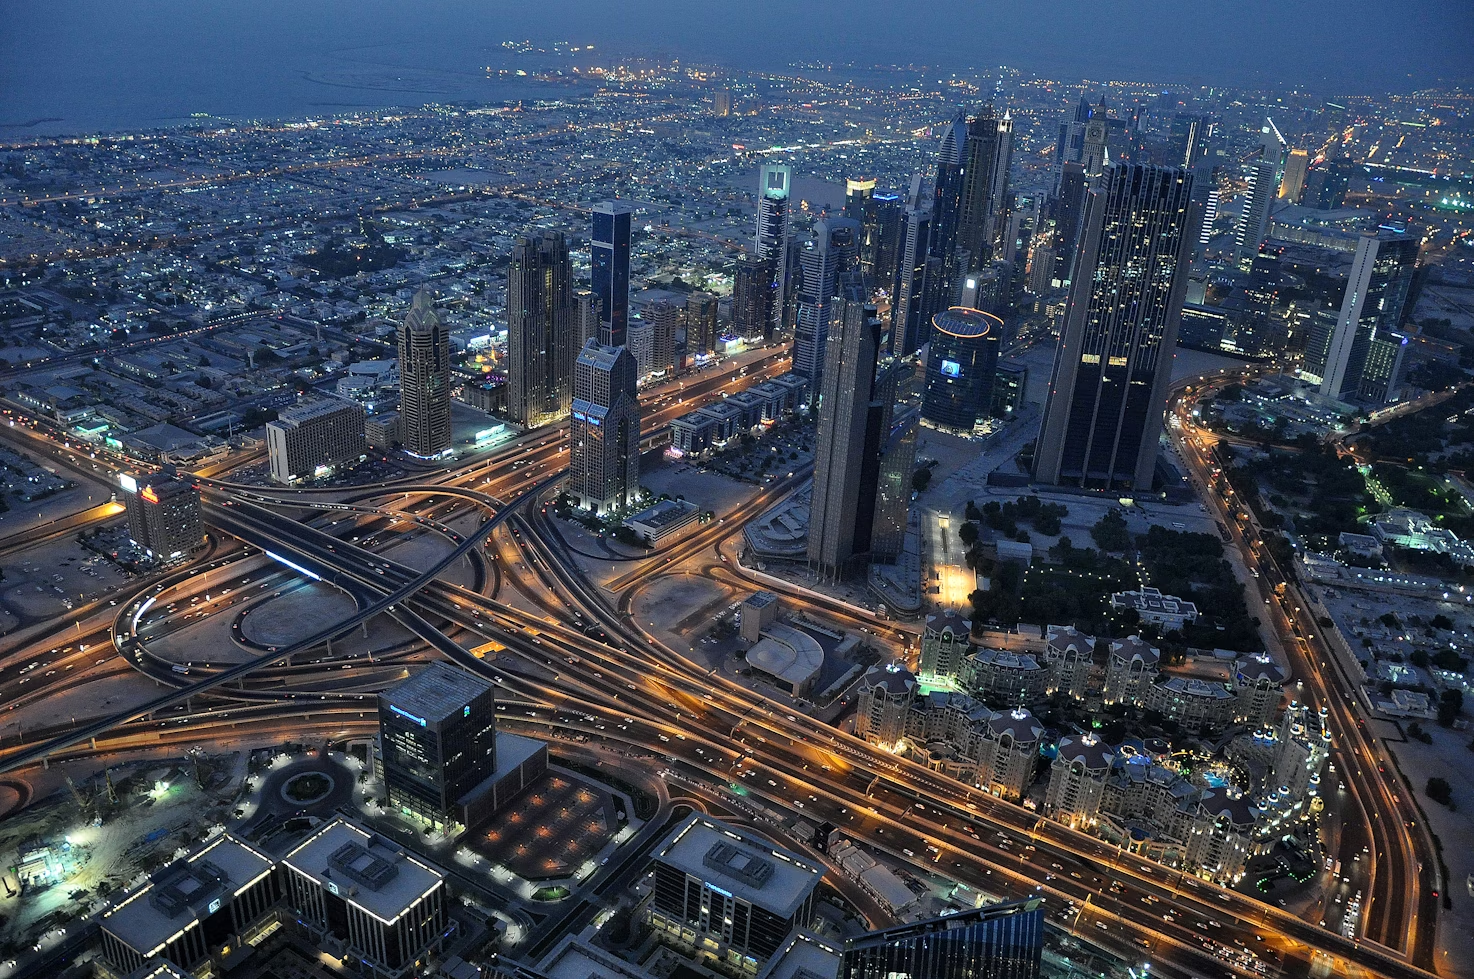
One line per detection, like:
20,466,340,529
283,819,444,925
381,661,494,726
653,814,822,920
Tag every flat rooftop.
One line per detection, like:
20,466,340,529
380,660,493,725
626,497,699,530
653,814,822,920
102,834,273,955
282,818,444,924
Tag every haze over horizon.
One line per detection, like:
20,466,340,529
2,0,1471,135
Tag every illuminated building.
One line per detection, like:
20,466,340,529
755,165,792,340
1033,164,1196,491
1280,148,1310,202
266,396,367,485
958,103,1014,272
507,231,576,428
809,271,899,579
1044,733,1115,827
397,290,452,459
921,306,1002,434
1318,229,1419,402
889,202,932,355
121,468,204,562
569,341,641,513
919,611,971,682
378,661,497,828
98,834,279,979
841,900,1044,979
1102,635,1161,706
281,819,448,979
647,814,823,973
591,201,634,347
684,291,720,359
793,217,861,382
731,253,775,342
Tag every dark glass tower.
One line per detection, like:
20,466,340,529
809,269,899,580
922,306,1003,433
506,231,575,428
378,661,497,827
841,900,1044,979
1034,163,1197,491
1319,229,1419,402
958,104,1014,274
398,289,452,459
591,201,634,347
793,217,861,382
890,204,933,356
755,165,792,339
732,252,776,341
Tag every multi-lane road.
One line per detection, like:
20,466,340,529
0,357,1445,979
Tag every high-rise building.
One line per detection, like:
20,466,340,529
844,176,875,223
1304,160,1354,210
889,204,933,355
809,272,899,579
684,291,720,359
1049,162,1089,289
574,288,600,349
924,111,968,318
1169,113,1212,168
121,468,204,562
712,88,732,117
378,661,497,827
755,164,793,339
731,252,776,342
397,290,452,459
869,192,904,285
1237,158,1278,259
627,317,655,381
1034,164,1197,491
958,104,1013,272
569,343,641,513
841,900,1045,979
921,306,1003,433
1280,148,1310,202
647,814,823,971
591,201,634,347
1043,733,1116,828
507,231,576,428
266,396,367,484
1055,96,1095,167
646,298,681,375
870,414,917,564
1081,111,1110,176
1319,230,1420,402
793,217,861,382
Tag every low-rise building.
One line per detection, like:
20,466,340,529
746,623,824,698
624,498,700,544
1110,587,1199,632
281,818,448,979
647,815,823,973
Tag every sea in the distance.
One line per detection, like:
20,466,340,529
1,0,1466,137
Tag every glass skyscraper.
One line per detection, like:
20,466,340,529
922,306,1003,433
506,231,575,428
378,662,497,828
591,201,634,347
1034,163,1196,491
793,217,861,382
841,899,1045,979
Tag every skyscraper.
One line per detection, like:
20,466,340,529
921,306,1003,433
1280,148,1310,202
755,164,792,339
793,217,861,382
958,104,1012,273
591,201,634,347
1237,157,1277,259
889,203,933,355
1050,162,1089,289
924,111,968,319
506,231,575,428
1169,113,1212,168
809,271,899,579
732,252,776,341
646,298,681,375
1318,230,1419,402
841,900,1044,979
1055,96,1095,167
684,291,720,359
1034,164,1197,491
569,343,641,513
398,290,452,458
572,202,642,512
378,661,497,828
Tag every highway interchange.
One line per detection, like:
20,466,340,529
0,357,1446,979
